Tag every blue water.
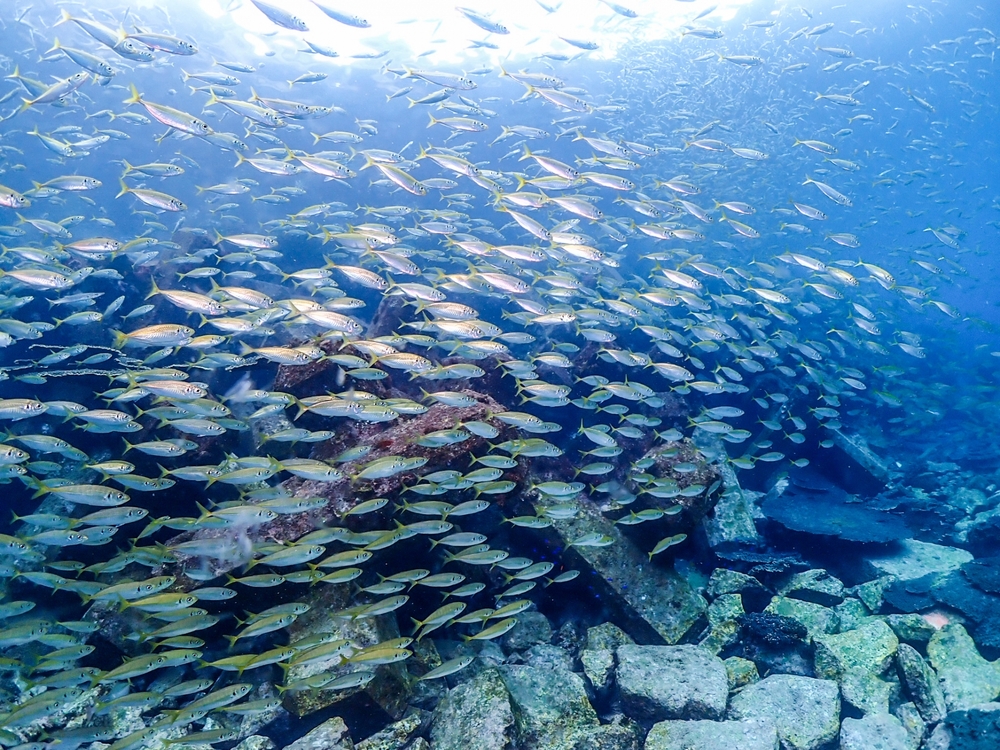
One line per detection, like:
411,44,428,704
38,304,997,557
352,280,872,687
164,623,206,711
0,0,998,745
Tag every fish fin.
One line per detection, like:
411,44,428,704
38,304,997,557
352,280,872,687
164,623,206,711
123,84,141,106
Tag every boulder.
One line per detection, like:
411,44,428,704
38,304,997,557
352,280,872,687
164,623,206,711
706,593,744,628
839,713,911,750
943,702,1000,749
838,668,895,717
502,611,552,653
281,717,353,750
779,569,845,607
724,657,759,691
896,643,947,723
814,619,898,715
644,719,779,750
924,723,952,750
354,715,421,750
568,721,642,750
541,499,705,645
702,464,763,550
814,619,898,680
927,624,1000,711
581,648,615,693
615,645,728,723
233,737,274,750
833,598,870,632
500,664,599,750
886,614,939,646
586,622,634,652
895,702,926,750
430,668,514,750
706,568,768,602
764,597,838,640
727,674,840,750
866,540,972,582
522,643,573,672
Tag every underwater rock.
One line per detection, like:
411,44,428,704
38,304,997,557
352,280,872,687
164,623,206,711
706,568,769,605
540,495,706,645
924,723,952,750
930,571,1000,650
698,618,741,657
643,718,779,750
961,557,1000,595
501,611,552,654
499,663,600,750
281,585,409,719
839,712,911,750
832,598,870,633
882,572,939,613
586,623,635,652
855,576,893,613
724,657,759,691
886,614,939,646
839,668,896,718
521,643,574,672
778,568,845,607
622,439,720,527
896,643,947,724
707,593,744,628
895,702,926,750
614,645,729,723
764,596,838,641
701,455,762,550
737,612,809,647
941,702,1000,749
866,539,973,582
948,486,989,515
727,674,840,750
429,667,514,750
281,717,354,750
927,624,1000,712
827,427,890,483
735,611,814,678
814,619,899,680
353,714,421,750
581,648,616,694
763,488,910,542
715,547,811,577
964,509,1000,558
700,595,744,655
814,619,898,714
233,736,276,750
581,624,631,695
569,720,643,750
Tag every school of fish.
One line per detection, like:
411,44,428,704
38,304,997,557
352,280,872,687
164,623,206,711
0,0,993,746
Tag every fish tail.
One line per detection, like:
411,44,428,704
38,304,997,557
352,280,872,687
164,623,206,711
110,329,128,349
123,83,141,106
27,477,49,499
55,9,72,25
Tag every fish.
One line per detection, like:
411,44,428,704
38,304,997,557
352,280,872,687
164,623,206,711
0,2,987,740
